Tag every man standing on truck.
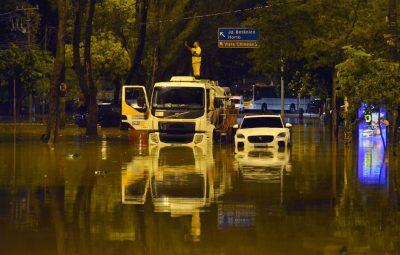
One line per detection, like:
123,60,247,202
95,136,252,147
185,41,202,79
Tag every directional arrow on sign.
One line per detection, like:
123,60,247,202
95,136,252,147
219,31,225,38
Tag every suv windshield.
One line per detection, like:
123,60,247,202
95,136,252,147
152,87,204,109
241,117,283,129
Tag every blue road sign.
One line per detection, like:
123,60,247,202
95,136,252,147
218,28,259,41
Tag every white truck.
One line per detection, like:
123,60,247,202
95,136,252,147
244,84,310,112
121,76,231,146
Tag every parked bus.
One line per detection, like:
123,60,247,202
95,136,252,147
243,84,310,112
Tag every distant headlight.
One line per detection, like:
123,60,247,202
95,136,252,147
277,132,286,138
236,133,245,139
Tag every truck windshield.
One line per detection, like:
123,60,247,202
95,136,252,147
241,117,283,128
152,87,204,109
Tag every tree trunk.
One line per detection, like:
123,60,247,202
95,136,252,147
59,96,66,128
343,96,352,146
389,0,399,154
28,93,33,121
331,68,338,141
389,107,398,155
149,45,159,88
72,0,89,100
126,0,149,84
113,77,121,105
8,79,13,116
72,0,98,138
44,0,66,143
397,105,400,145
84,0,98,138
148,0,160,89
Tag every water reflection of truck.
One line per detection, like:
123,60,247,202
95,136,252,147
121,144,211,242
121,151,152,205
121,143,232,214
150,146,209,216
244,84,310,112
121,76,234,146
121,145,209,212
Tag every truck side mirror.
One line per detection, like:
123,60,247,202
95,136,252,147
233,124,239,129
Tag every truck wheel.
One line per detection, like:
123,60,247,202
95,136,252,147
290,103,296,113
261,104,267,112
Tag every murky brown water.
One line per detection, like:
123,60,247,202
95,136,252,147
0,122,399,254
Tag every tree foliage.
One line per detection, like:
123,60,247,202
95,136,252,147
336,46,400,145
93,0,137,51
288,71,316,98
65,33,130,87
337,46,400,109
245,0,389,96
0,43,53,100
143,0,198,82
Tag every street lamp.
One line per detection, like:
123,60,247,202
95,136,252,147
13,79,16,123
280,49,285,119
252,84,255,109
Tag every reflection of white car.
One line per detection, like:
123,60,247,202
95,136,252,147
234,115,292,150
235,148,291,183
230,96,244,112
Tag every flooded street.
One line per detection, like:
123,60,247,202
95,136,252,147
0,121,399,255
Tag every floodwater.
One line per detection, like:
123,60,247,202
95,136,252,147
0,121,399,255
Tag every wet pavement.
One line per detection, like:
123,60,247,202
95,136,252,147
0,121,399,254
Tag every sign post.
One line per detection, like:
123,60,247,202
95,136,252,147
218,28,259,48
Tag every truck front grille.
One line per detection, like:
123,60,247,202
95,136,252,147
158,122,195,133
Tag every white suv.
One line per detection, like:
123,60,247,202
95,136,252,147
234,115,292,150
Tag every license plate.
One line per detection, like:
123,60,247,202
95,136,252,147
254,144,268,148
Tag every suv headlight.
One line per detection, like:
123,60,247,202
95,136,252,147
236,133,245,139
277,132,286,138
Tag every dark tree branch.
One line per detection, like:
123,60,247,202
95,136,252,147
126,0,149,84
345,0,362,44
